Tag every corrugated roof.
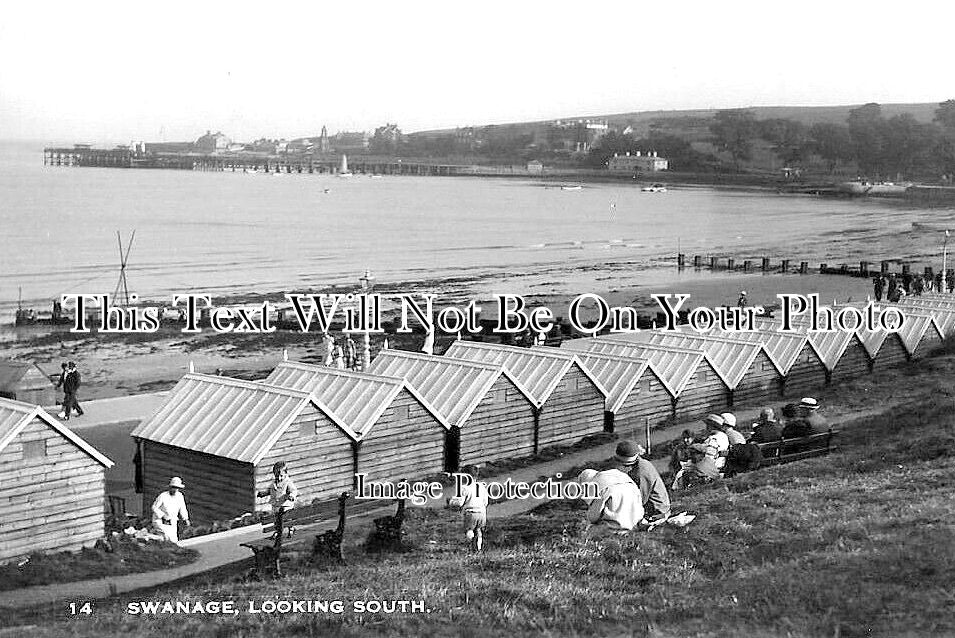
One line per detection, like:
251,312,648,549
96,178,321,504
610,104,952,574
704,327,809,375
753,316,854,371
601,331,764,390
366,350,533,428
265,362,448,435
895,299,955,337
537,347,659,414
131,373,351,463
0,396,113,468
0,360,51,390
443,341,607,407
560,337,705,397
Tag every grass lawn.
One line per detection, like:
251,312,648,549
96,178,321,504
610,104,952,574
3,345,954,637
0,537,199,592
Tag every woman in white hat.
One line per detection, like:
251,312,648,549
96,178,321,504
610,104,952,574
151,476,191,544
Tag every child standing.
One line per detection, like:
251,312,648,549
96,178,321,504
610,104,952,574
257,461,299,537
447,468,489,551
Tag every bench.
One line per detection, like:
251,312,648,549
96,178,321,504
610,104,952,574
239,493,391,578
756,428,838,467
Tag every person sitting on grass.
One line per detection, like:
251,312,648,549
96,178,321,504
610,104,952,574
577,468,644,535
257,461,299,538
750,407,783,443
669,429,697,475
613,440,671,525
671,444,721,491
447,467,489,551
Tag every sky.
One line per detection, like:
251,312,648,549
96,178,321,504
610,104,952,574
2,0,954,145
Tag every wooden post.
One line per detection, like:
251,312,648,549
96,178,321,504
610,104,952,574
781,259,790,273
677,253,685,268
693,255,702,268
880,260,889,275
761,257,770,271
800,261,808,274
743,260,752,272
710,256,718,270
860,261,870,277
727,258,735,270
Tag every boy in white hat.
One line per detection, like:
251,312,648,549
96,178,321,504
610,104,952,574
702,414,729,470
719,413,747,446
151,477,190,544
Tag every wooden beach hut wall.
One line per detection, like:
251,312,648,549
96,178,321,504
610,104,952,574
131,373,357,523
0,397,113,562
443,341,607,452
535,347,673,434
561,338,726,423
366,350,537,469
265,362,448,484
709,328,828,398
839,311,908,371
0,360,56,407
606,331,782,408
874,304,946,359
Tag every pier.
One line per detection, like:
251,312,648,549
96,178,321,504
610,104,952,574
678,253,953,283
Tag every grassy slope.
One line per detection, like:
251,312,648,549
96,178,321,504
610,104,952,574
5,345,955,638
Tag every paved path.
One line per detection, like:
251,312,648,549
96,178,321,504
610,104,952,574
0,405,771,610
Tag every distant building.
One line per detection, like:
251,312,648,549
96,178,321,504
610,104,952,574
330,131,370,153
547,119,610,153
195,130,231,154
607,151,668,173
527,160,544,174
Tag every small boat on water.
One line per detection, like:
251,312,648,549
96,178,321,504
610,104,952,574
560,184,582,191
339,154,353,178
642,183,667,193
838,180,911,196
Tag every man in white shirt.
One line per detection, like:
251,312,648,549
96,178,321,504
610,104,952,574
152,476,190,544
577,468,644,535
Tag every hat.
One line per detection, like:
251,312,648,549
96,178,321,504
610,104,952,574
800,397,820,410
168,476,185,489
740,291,747,296
720,413,737,427
703,414,725,427
614,440,645,465
577,469,598,484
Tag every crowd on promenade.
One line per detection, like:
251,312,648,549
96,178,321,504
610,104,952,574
873,271,954,301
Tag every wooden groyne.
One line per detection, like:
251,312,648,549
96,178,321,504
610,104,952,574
677,253,952,281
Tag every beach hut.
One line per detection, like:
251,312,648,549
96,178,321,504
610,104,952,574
0,360,56,407
895,299,955,337
0,397,113,562
708,327,828,398
265,362,449,484
443,341,607,452
606,331,782,408
755,316,871,384
132,373,357,523
535,347,673,434
366,350,537,468
561,338,728,422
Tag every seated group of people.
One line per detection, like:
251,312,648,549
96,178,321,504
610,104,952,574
668,397,828,490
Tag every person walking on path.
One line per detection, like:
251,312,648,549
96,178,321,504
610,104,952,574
59,361,84,420
447,467,489,551
151,477,190,544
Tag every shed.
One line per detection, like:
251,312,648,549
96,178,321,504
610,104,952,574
755,316,871,384
0,397,113,562
0,360,56,407
443,341,607,452
367,350,537,468
709,327,827,398
608,331,782,408
536,347,672,434
847,315,908,370
132,373,356,523
561,338,728,422
265,362,449,484
895,299,955,337
873,305,945,359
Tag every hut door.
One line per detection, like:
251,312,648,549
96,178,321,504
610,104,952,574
444,427,461,473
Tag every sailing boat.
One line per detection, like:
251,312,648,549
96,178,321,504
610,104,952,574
339,154,353,178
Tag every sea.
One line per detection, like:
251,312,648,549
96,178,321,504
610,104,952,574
2,140,954,321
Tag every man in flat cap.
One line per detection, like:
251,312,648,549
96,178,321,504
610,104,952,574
613,440,671,525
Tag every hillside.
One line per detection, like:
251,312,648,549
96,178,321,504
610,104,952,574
4,339,955,637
